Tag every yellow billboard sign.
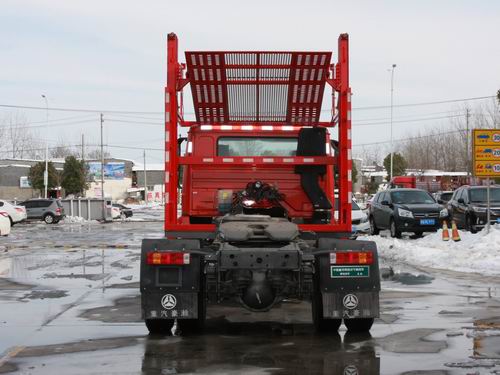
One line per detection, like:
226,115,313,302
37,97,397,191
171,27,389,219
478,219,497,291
473,161,500,177
474,146,500,160
473,129,500,177
473,129,500,146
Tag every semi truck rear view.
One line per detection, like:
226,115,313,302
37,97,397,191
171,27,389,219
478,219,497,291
140,33,380,334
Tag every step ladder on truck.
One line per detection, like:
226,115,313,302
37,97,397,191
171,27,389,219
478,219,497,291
140,33,381,334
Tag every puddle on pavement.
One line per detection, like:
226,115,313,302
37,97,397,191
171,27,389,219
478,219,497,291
19,290,69,300
79,295,141,323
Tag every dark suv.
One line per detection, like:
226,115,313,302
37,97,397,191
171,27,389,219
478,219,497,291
19,199,65,224
448,185,500,233
369,188,448,238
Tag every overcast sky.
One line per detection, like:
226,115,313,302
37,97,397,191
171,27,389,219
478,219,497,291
1,0,499,164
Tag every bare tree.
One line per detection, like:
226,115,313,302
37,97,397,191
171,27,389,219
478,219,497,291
400,99,499,172
87,148,111,160
50,138,77,159
0,112,44,159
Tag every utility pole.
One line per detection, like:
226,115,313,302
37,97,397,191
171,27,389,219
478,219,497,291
81,134,85,160
100,113,105,218
143,149,148,203
41,94,49,198
389,64,397,181
465,108,470,177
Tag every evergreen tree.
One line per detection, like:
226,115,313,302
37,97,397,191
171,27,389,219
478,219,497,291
383,153,408,180
61,156,88,196
29,162,59,195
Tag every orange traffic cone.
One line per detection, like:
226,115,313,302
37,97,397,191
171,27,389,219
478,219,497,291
442,221,450,241
451,220,461,242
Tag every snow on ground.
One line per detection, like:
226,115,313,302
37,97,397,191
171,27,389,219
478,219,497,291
126,202,163,210
366,225,500,276
62,216,98,224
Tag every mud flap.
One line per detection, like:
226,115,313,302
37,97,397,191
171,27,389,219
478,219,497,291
140,238,203,320
315,238,380,319
143,292,199,319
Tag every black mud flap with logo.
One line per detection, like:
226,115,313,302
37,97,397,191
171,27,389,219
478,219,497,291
315,238,380,319
140,238,203,320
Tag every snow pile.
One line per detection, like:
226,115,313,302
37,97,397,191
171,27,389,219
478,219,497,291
62,216,96,224
367,225,500,276
127,202,163,211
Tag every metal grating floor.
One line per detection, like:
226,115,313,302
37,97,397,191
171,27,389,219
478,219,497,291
185,51,332,125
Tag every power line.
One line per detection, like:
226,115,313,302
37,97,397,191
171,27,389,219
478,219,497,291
352,129,465,148
0,118,97,130
353,110,462,123
353,114,464,127
0,114,96,127
0,94,494,115
0,104,163,115
0,143,164,156
351,95,495,111
106,144,163,151
105,118,163,126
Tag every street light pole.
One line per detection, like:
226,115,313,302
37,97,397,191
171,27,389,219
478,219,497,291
389,64,397,181
41,94,49,198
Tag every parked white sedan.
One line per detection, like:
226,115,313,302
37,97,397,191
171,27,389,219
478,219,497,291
0,210,11,236
0,200,27,225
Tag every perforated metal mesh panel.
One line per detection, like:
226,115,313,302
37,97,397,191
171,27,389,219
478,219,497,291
185,51,332,125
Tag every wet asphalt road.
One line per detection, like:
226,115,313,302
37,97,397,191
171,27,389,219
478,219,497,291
1,218,500,374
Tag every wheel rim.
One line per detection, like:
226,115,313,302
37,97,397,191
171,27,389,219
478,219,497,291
45,215,53,223
370,218,375,234
391,221,396,237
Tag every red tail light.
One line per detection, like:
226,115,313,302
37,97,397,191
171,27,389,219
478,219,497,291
0,212,8,217
15,207,24,213
56,208,61,214
330,251,373,265
146,252,190,265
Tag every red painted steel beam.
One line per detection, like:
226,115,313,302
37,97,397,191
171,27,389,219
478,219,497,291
165,33,179,232
178,156,337,166
336,33,352,228
165,223,351,233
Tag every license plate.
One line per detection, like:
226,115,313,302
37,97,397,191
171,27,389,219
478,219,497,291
331,266,370,278
420,219,435,225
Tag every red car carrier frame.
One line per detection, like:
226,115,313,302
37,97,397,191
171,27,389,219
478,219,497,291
140,33,380,335
164,33,353,236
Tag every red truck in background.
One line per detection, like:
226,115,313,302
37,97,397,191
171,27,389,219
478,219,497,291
389,175,470,192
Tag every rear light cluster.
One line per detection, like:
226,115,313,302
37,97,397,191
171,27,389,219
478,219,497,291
146,251,190,265
330,251,373,265
0,212,8,217
15,207,24,213
56,208,61,214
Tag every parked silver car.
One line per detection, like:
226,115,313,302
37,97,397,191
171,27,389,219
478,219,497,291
19,199,65,224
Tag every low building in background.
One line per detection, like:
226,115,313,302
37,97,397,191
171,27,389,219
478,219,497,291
132,163,164,203
0,159,65,201
0,158,166,203
84,158,134,201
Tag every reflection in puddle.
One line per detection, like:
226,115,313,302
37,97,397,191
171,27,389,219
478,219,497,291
142,324,380,375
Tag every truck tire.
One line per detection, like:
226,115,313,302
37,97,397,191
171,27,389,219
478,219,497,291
312,291,342,332
177,271,207,334
312,267,341,332
145,318,175,335
344,318,374,332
